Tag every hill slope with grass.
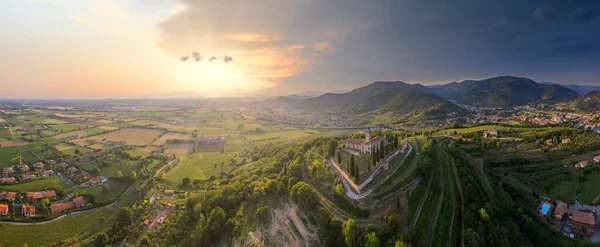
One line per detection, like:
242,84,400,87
568,91,600,112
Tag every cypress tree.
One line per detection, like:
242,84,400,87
337,151,342,164
355,165,359,182
379,141,384,159
372,151,376,166
350,155,355,176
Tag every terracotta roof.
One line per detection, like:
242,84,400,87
21,174,36,181
0,191,16,200
346,139,364,145
51,202,75,213
575,160,589,168
2,168,14,174
33,162,44,168
73,196,85,207
165,190,175,196
364,135,385,144
21,204,36,215
0,204,8,214
594,155,600,163
90,176,103,184
0,177,15,183
572,210,595,226
41,170,55,176
26,190,56,200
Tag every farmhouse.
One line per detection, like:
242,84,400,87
2,168,14,177
561,138,571,144
571,210,595,234
21,204,36,217
26,190,56,200
21,174,36,182
74,172,91,183
483,130,498,138
0,177,15,184
57,162,69,170
0,203,8,215
89,176,106,185
41,170,55,177
32,162,44,169
575,160,589,169
594,155,600,163
0,191,16,200
165,190,175,198
554,201,568,220
345,130,387,155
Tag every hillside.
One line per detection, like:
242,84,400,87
569,91,600,112
563,84,600,95
431,76,579,108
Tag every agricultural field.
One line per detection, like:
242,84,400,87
0,176,73,193
435,124,574,136
54,143,94,156
52,127,107,140
166,143,194,154
152,132,194,146
0,143,42,168
51,123,88,133
165,152,237,182
85,128,164,146
78,180,132,204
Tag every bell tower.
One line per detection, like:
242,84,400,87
365,130,371,141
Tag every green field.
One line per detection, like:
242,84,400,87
51,123,87,133
0,176,73,193
78,180,131,204
435,125,575,136
165,152,237,182
0,143,42,168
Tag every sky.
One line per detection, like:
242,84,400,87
1,0,599,99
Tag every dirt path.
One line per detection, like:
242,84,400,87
154,157,178,177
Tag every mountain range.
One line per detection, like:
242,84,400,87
264,76,593,121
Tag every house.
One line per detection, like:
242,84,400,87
26,190,56,200
150,203,175,229
0,191,16,200
2,168,14,177
46,160,56,165
0,203,8,215
50,202,74,214
165,190,175,198
67,167,78,174
41,170,55,177
561,138,571,145
545,139,553,145
21,204,36,217
345,130,387,155
32,162,44,169
593,155,600,164
21,174,36,182
17,165,29,173
554,201,568,220
571,210,595,234
57,162,69,170
89,176,106,185
73,196,85,208
575,160,589,169
74,172,91,183
483,130,498,138
0,177,15,184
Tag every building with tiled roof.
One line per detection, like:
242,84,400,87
0,191,16,200
2,168,14,177
32,162,44,169
17,165,29,173
572,210,595,234
575,160,589,169
26,190,56,200
73,196,85,208
1,177,16,184
21,174,36,182
41,170,55,177
0,203,8,215
67,167,79,174
344,130,387,155
21,204,36,217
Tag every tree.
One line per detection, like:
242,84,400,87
342,218,359,247
93,167,101,176
74,149,80,155
290,182,316,209
355,165,359,182
182,177,191,186
350,155,355,176
350,161,355,177
364,232,380,247
102,183,109,194
379,141,384,159
94,232,110,247
337,151,342,164
394,238,410,247
372,151,376,167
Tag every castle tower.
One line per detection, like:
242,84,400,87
365,130,371,141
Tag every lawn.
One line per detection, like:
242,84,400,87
0,143,42,168
165,152,236,183
0,206,119,247
85,128,164,146
338,149,373,184
0,176,73,193
152,132,194,146
78,180,131,204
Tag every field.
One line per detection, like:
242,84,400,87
0,140,28,147
152,132,194,146
0,176,73,193
165,152,236,182
0,143,42,168
338,149,372,184
0,206,120,246
55,143,94,156
166,143,194,154
435,125,575,136
85,128,164,146
51,127,107,140
78,180,131,204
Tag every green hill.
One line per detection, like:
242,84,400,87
569,91,600,112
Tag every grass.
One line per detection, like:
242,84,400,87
165,152,237,182
434,124,575,136
0,143,42,168
338,149,372,184
51,124,87,133
85,128,164,146
0,176,73,193
225,136,253,152
78,180,131,204
166,143,194,154
0,206,119,247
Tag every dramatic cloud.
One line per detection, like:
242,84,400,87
223,55,233,63
532,7,556,22
571,9,599,22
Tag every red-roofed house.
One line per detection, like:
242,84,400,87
17,165,29,173
344,130,387,155
89,176,105,185
21,204,36,217
0,203,8,215
41,170,55,177
74,172,91,183
0,177,15,184
21,174,36,182
73,196,85,208
67,167,78,174
575,160,589,169
32,162,44,169
0,191,16,200
2,168,14,177
561,138,571,144
572,210,596,234
50,202,74,214
26,190,56,200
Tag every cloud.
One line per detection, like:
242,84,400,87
225,33,284,43
223,56,233,63
71,12,92,23
571,9,599,23
180,56,189,62
208,56,217,62
532,7,556,22
192,52,202,62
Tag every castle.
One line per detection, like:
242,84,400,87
345,130,386,155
